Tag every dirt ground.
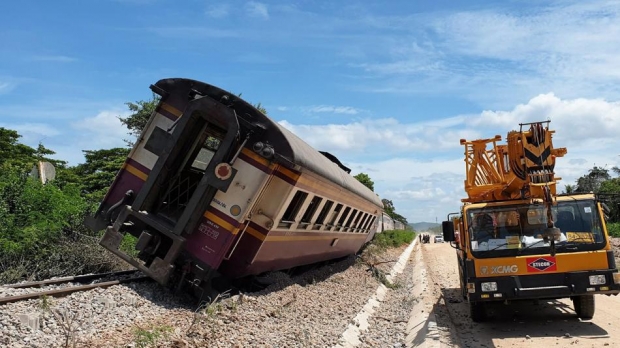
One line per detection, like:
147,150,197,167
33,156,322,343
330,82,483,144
420,239,620,348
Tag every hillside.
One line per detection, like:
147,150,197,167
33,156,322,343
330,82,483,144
410,222,440,231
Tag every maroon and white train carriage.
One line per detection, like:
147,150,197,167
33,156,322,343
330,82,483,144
87,78,383,292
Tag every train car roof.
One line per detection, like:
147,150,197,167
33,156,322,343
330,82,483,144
273,123,383,207
152,78,384,209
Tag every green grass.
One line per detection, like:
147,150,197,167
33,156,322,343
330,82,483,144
607,222,620,238
373,229,415,249
133,325,172,348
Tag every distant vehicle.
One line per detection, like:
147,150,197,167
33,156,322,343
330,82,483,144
434,235,444,243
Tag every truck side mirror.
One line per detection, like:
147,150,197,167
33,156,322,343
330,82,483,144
442,221,455,242
602,202,611,215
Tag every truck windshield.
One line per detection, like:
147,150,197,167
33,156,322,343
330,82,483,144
466,199,606,258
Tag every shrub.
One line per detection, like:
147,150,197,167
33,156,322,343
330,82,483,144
372,229,415,249
608,222,620,238
0,168,128,283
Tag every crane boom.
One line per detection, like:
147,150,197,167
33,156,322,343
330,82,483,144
460,121,567,203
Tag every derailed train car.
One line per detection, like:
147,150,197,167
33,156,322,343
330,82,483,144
87,78,384,293
372,212,406,233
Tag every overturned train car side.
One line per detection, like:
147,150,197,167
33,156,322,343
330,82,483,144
87,78,384,293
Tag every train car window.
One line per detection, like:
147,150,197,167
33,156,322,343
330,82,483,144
278,190,309,228
189,126,224,172
345,209,359,231
365,216,377,232
355,212,367,232
356,213,368,232
300,196,323,226
337,207,352,230
360,214,372,231
313,200,333,230
327,203,343,228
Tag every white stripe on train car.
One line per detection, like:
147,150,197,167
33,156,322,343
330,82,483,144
131,113,175,170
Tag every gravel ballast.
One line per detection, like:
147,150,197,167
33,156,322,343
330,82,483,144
0,243,416,348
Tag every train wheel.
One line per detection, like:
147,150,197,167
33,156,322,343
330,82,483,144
470,301,486,322
573,295,595,319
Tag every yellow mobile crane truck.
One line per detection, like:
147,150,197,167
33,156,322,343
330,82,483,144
442,121,620,321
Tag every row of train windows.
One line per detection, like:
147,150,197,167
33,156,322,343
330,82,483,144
277,190,377,233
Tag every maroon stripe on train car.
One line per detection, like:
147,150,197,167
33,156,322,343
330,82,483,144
238,152,273,174
157,107,178,121
206,206,241,229
102,170,147,208
273,170,298,186
217,225,265,278
184,215,237,269
249,220,269,236
126,158,151,174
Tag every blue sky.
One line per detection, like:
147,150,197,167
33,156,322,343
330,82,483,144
2,0,620,223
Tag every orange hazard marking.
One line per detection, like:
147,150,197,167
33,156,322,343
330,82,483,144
160,103,182,118
203,211,238,234
123,164,148,181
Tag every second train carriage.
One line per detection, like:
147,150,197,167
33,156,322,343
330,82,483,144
87,78,384,291
372,212,406,234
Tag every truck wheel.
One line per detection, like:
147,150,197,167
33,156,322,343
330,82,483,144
573,295,595,319
470,301,486,322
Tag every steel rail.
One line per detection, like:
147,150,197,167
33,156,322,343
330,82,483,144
4,270,139,289
0,276,149,305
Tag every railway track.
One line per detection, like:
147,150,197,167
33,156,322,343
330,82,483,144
0,270,149,305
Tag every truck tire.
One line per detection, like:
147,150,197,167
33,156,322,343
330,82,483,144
470,301,486,322
573,295,595,319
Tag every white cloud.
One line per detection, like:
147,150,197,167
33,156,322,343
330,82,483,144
278,117,479,155
278,93,620,222
206,4,229,18
472,93,620,148
71,110,130,150
246,1,269,19
307,105,361,115
349,1,620,105
0,123,61,145
0,82,13,94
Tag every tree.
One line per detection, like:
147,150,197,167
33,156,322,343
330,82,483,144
564,184,575,194
382,198,394,215
118,93,161,141
0,128,63,171
380,198,409,225
71,148,131,199
0,128,37,170
354,173,374,191
575,166,611,193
